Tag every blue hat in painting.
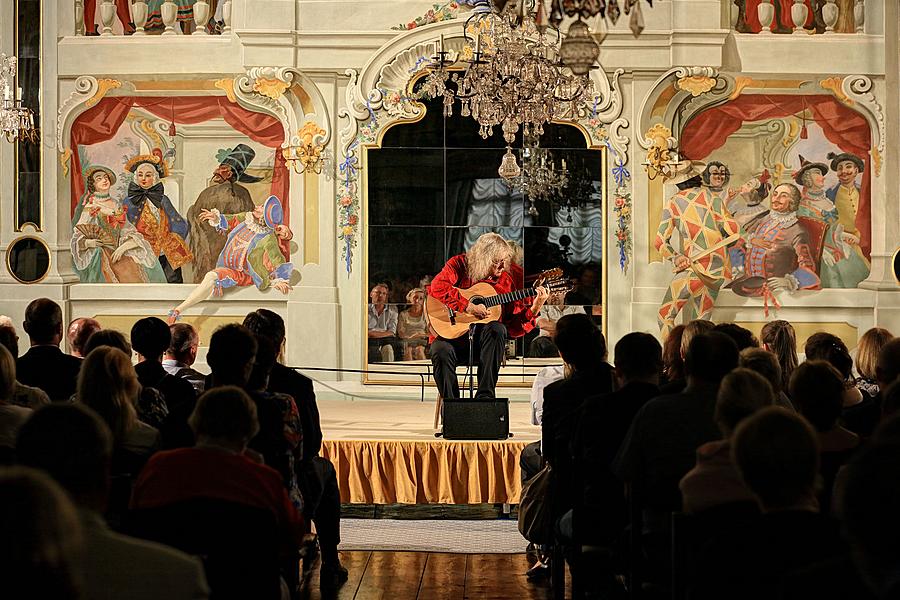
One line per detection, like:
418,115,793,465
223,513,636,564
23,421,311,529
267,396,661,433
263,195,283,228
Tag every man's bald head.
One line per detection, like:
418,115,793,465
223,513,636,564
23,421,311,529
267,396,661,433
67,318,102,358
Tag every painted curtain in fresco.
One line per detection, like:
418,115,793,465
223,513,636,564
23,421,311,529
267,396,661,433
680,94,872,258
69,96,290,252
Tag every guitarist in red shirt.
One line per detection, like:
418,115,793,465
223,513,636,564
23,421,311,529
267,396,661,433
428,233,550,401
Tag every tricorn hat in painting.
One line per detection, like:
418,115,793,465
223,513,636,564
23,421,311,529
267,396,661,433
125,153,169,178
827,151,865,173
263,195,284,228
792,155,829,185
667,160,706,187
216,143,263,184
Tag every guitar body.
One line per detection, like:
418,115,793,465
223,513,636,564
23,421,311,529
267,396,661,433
426,282,504,340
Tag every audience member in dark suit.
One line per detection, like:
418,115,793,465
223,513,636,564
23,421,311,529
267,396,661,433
690,407,849,600
16,298,82,402
567,332,661,546
66,317,101,358
243,309,346,587
131,318,197,449
806,332,880,438
658,319,715,395
541,314,613,522
680,368,774,514
163,323,207,394
17,403,209,600
0,466,84,599
791,360,861,513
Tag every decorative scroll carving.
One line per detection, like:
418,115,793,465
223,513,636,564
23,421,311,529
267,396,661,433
85,78,122,108
820,76,851,105
60,147,72,177
841,75,885,176
675,67,718,97
214,78,237,103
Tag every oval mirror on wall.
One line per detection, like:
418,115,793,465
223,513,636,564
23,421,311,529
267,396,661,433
7,236,51,284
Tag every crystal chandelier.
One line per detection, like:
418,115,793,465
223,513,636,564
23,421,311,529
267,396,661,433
0,54,38,144
423,0,596,178
515,146,569,216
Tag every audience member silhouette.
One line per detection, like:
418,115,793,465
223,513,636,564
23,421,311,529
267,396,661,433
0,466,83,599
679,368,774,514
760,319,798,396
790,360,861,512
0,324,49,409
712,322,759,351
131,317,197,447
855,327,893,397
875,338,900,391
17,298,82,402
0,344,32,462
83,328,132,356
163,323,207,394
690,407,848,600
67,317,102,358
16,403,209,600
661,324,685,387
739,347,794,409
659,319,715,394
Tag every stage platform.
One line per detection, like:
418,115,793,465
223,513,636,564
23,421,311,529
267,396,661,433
317,395,540,506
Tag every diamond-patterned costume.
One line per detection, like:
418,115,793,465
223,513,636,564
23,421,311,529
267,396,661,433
654,186,740,336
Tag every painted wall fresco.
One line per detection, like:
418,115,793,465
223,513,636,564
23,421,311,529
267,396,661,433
69,96,295,320
654,93,872,333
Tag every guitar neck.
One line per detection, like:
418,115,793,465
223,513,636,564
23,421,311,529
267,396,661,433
482,287,537,308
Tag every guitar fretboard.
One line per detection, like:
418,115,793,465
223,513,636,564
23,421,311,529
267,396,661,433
482,287,538,308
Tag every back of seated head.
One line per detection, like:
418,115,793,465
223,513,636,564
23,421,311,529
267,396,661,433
880,380,900,423
715,368,774,437
16,403,113,502
247,335,278,392
873,406,900,444
23,298,63,345
77,347,139,443
167,323,198,361
805,332,853,380
876,338,900,388
130,317,171,361
713,322,760,351
0,344,16,402
662,324,686,381
740,347,784,394
82,329,131,357
553,313,606,372
242,309,286,347
614,332,662,381
839,441,900,594
732,406,819,510
207,324,257,383
189,386,259,446
790,360,844,433
856,327,893,382
680,319,716,357
68,318,101,357
0,466,82,599
0,326,17,362
684,331,739,385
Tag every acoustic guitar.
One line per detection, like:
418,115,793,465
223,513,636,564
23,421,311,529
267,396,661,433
425,268,574,340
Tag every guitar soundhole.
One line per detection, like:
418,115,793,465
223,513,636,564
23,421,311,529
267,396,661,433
470,296,486,306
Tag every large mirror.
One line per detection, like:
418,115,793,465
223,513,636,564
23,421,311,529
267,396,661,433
16,0,42,231
365,93,605,383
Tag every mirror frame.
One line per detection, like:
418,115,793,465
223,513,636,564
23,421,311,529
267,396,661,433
6,234,51,284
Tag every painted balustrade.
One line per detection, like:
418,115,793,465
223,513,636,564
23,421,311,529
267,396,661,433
74,0,232,36
732,0,865,35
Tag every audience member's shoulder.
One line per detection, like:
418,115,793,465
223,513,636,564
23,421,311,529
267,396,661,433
272,362,313,389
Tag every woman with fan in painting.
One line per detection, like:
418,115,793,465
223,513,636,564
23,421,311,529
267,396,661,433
71,166,166,283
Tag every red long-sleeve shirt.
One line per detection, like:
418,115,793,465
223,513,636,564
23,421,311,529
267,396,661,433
427,254,537,342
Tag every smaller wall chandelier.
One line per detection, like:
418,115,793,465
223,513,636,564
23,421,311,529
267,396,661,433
0,54,39,144
283,121,330,175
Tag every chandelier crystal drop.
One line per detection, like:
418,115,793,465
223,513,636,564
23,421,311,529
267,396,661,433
0,54,38,144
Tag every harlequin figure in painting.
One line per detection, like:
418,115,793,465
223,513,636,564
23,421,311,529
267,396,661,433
124,154,193,284
168,195,293,323
795,155,869,288
186,144,261,283
71,166,166,284
728,183,820,305
655,161,741,337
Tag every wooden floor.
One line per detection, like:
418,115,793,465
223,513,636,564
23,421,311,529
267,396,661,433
300,551,558,600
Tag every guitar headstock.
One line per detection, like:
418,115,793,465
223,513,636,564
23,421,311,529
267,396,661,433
534,268,575,295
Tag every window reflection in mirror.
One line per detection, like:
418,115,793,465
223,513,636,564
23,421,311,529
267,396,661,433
366,95,604,377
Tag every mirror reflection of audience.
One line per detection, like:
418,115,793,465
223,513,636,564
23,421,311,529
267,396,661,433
367,281,400,362
527,295,585,358
398,288,429,361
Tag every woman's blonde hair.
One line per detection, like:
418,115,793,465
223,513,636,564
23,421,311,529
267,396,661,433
406,287,425,305
0,344,16,402
77,346,139,443
466,233,513,282
857,327,894,381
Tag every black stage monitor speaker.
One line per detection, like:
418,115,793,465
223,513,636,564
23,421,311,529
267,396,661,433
443,397,510,440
